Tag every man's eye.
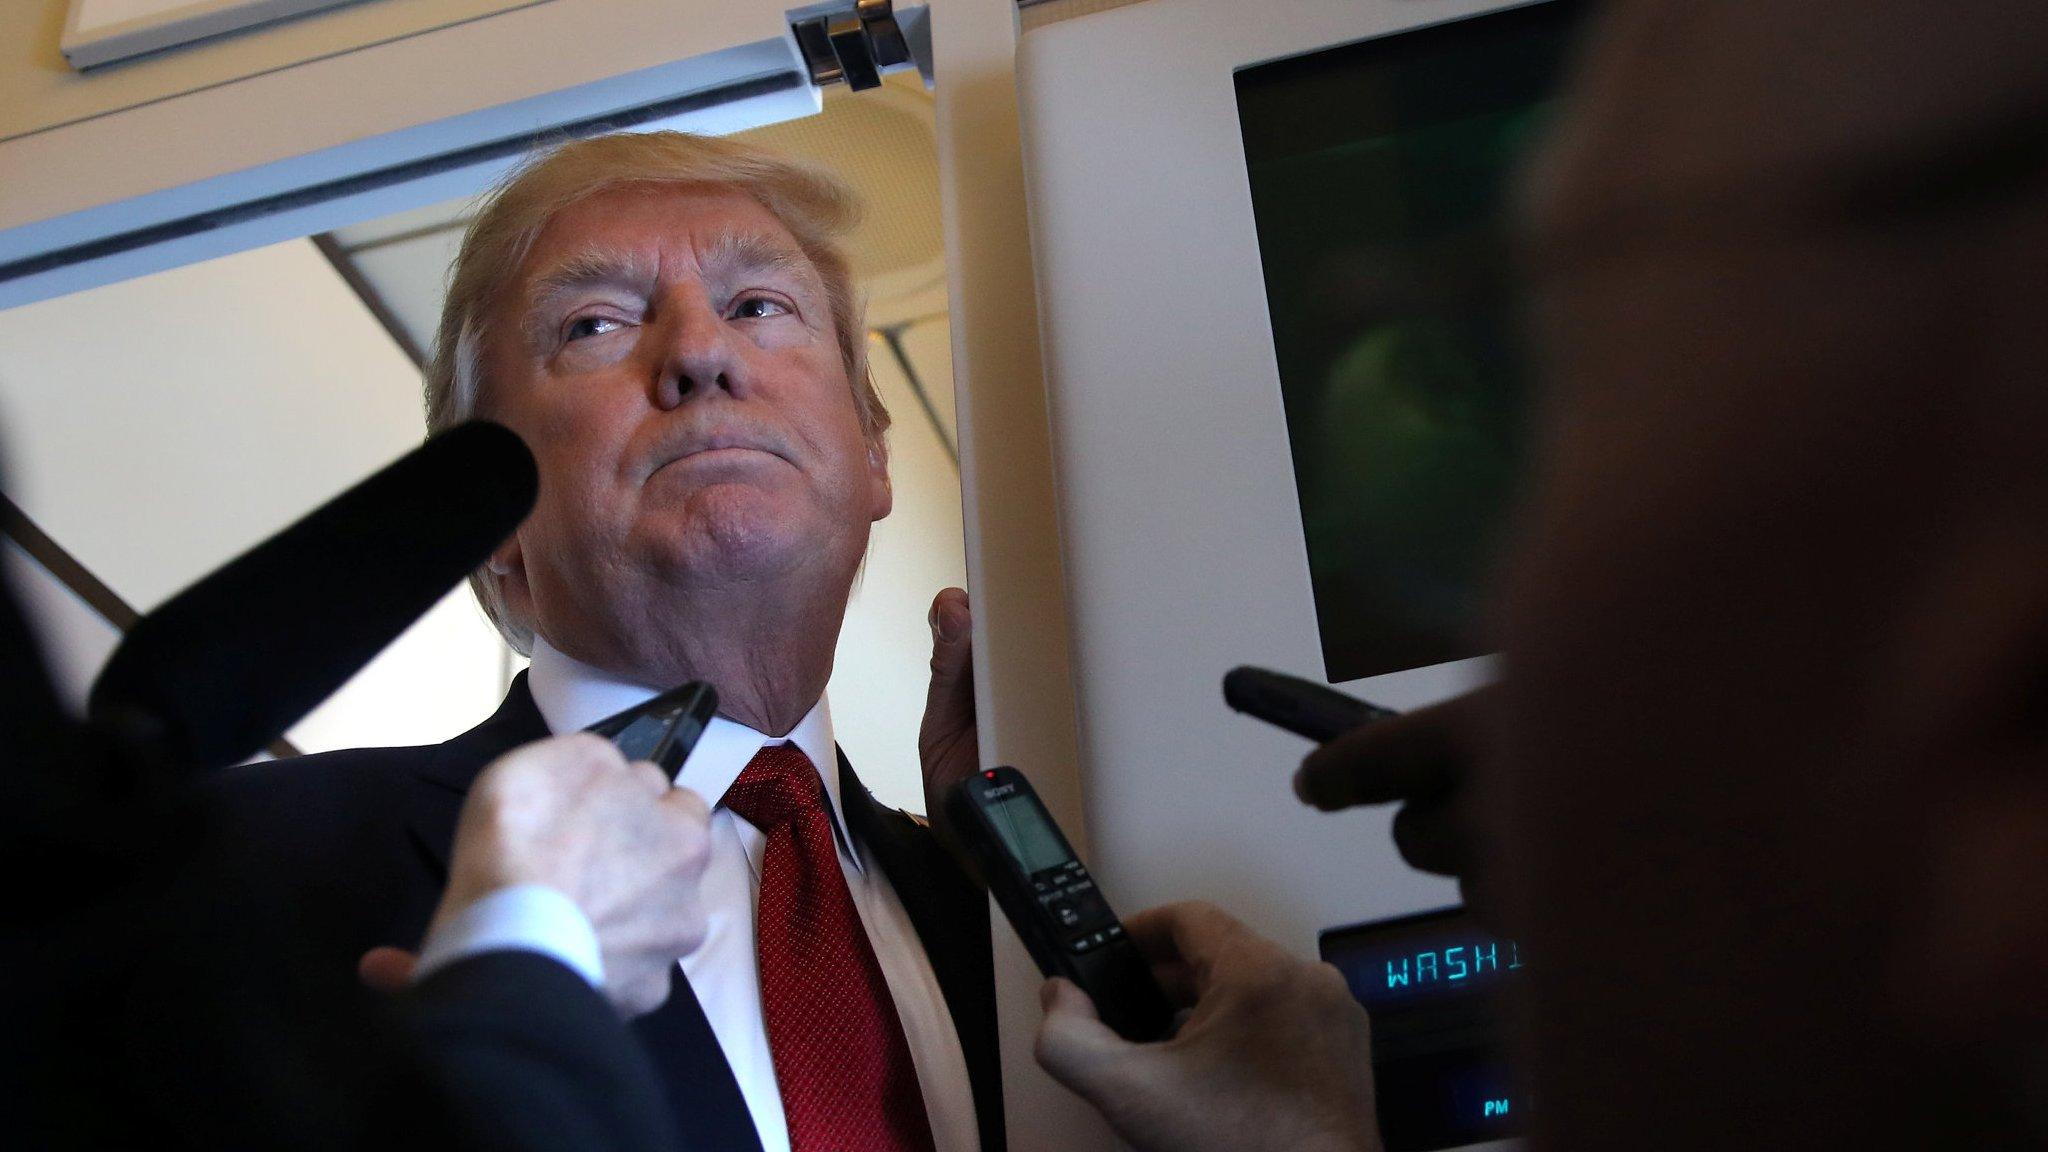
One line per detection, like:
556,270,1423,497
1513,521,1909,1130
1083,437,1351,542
731,296,791,321
565,315,625,341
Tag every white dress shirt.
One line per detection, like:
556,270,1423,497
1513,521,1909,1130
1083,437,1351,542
425,637,980,1152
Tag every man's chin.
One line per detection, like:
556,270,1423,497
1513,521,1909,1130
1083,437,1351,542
640,486,826,575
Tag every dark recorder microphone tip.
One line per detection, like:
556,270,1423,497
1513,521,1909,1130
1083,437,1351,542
88,421,538,770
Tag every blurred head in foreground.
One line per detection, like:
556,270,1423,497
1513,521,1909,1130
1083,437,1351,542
1493,1,2048,1147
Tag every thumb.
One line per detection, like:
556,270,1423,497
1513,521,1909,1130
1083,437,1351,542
925,588,973,702
358,946,420,994
920,588,976,764
1033,977,1131,1098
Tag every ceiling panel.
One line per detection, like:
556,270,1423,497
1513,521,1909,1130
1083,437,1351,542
327,192,475,251
345,228,468,362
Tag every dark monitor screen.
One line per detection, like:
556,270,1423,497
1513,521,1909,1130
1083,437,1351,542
1234,0,1587,683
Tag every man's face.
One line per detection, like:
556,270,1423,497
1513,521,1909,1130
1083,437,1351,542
480,184,890,658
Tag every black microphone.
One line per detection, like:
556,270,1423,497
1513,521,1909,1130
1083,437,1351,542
88,421,537,771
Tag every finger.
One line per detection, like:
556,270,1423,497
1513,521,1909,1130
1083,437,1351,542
1456,872,1502,930
1033,978,1131,1094
923,588,975,716
659,780,713,823
358,946,419,993
490,731,625,785
1124,901,1250,989
557,730,631,769
1294,686,1492,811
1390,797,1469,877
627,759,673,795
919,588,979,799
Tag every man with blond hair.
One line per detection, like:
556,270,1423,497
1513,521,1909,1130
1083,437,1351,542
183,131,998,1152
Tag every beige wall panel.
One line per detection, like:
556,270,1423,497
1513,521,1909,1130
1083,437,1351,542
0,0,809,249
5,0,542,141
1018,0,1151,32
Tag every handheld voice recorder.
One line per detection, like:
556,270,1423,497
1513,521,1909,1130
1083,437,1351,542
583,682,719,776
946,767,1176,1042
1223,665,1397,743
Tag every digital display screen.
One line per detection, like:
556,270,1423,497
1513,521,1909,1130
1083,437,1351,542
985,794,1075,875
1322,905,1527,1150
1234,0,1586,683
1327,916,1525,1010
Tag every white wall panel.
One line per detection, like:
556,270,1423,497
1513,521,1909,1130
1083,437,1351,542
1018,0,1498,957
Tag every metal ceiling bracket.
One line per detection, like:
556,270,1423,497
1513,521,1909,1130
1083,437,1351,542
791,0,915,92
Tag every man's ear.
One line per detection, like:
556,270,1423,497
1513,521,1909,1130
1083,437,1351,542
866,432,893,523
486,530,533,620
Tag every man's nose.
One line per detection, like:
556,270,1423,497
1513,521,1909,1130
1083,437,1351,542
654,296,744,408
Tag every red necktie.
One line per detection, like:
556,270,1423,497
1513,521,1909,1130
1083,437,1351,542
722,744,938,1152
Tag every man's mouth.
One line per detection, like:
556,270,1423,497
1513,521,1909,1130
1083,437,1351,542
649,432,788,478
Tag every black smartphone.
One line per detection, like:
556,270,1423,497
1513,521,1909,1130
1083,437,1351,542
582,682,719,776
945,767,1176,1042
1223,665,1398,743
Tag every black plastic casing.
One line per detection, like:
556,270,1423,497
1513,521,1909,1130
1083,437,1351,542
583,681,719,776
1223,665,1397,743
946,766,1175,1042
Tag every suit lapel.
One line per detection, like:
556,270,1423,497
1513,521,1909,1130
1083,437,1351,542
404,671,550,878
404,674,762,1152
838,751,1007,1152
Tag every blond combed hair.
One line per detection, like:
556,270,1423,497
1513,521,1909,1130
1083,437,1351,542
423,130,891,655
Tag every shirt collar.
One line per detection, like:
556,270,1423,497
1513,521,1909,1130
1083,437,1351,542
526,636,861,870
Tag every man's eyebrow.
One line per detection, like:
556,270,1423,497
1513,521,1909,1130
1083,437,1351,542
521,248,657,332
697,228,818,288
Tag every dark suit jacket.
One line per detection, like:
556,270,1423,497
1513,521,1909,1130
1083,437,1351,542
189,674,1004,1152
5,572,675,1152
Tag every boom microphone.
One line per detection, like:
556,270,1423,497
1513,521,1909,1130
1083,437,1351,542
88,421,538,771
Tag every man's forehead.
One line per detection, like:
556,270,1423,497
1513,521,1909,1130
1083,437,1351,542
515,185,816,296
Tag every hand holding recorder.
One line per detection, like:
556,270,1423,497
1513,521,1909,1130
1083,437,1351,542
1228,667,1498,920
1035,901,1382,1152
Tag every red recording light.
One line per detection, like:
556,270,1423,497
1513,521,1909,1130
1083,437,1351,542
984,771,996,779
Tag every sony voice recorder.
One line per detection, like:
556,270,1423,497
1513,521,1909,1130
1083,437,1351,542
946,767,1176,1042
